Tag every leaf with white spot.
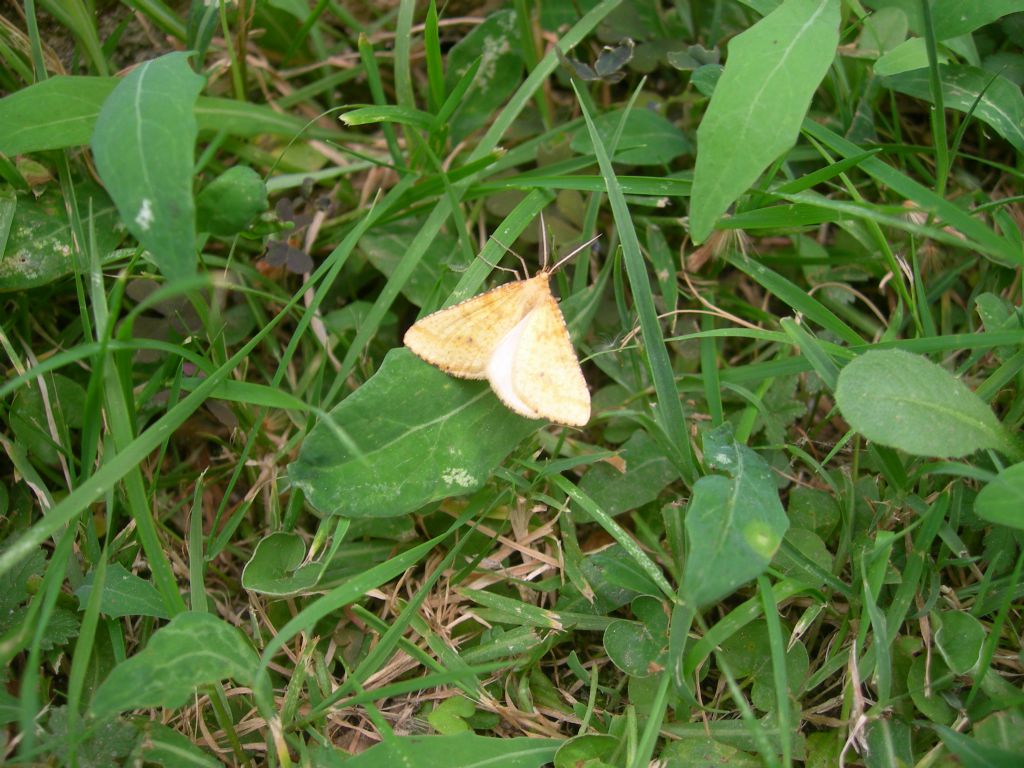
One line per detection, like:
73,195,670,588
91,52,203,281
683,424,789,607
290,349,538,518
835,349,1018,458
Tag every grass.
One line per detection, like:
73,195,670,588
1,1,1023,766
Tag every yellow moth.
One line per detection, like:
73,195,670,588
404,219,598,427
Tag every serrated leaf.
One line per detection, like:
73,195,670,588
690,0,840,242
683,424,789,607
0,547,45,614
195,166,268,237
90,612,258,719
75,563,170,619
91,53,204,281
835,349,1015,458
290,349,537,518
45,707,140,768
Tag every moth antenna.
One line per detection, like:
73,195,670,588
539,212,549,270
484,237,526,280
549,233,602,274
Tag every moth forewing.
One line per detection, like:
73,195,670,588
403,275,550,378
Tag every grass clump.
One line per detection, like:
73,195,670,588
1,1,1023,766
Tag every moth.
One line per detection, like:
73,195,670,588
404,218,598,426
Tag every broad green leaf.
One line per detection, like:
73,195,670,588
974,711,1024,756
773,528,833,587
427,696,476,735
855,7,908,56
91,52,204,281
571,107,691,165
0,76,328,156
555,735,622,768
603,595,668,677
360,217,461,307
930,0,1024,38
290,349,537,518
0,182,122,291
884,66,1024,154
864,719,913,768
240,532,326,596
577,430,677,517
445,10,523,143
975,463,1024,530
834,349,1016,458
556,545,653,615
74,563,170,619
719,621,780,678
689,0,840,243
786,487,835,536
750,637,809,712
874,38,941,77
909,651,954,724
9,373,85,465
0,77,116,155
933,725,1024,767
195,166,268,237
935,611,986,675
864,0,1024,40
683,424,789,607
339,733,560,768
975,293,1022,361
90,612,258,719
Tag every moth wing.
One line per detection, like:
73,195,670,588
404,278,545,378
508,294,590,426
